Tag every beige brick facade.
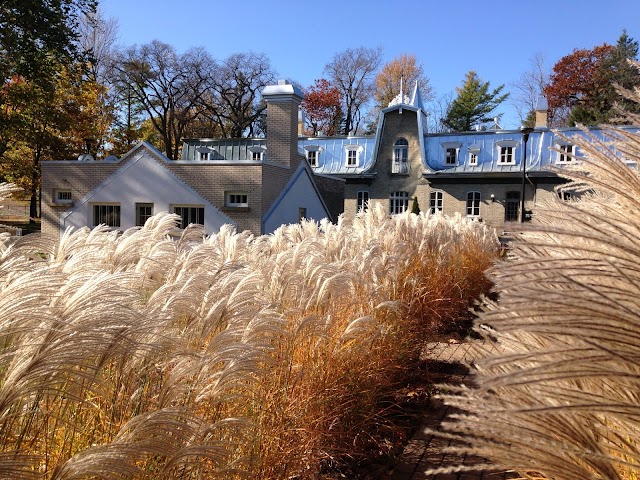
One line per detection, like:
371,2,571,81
342,108,566,229
40,80,332,239
41,162,121,238
345,109,432,216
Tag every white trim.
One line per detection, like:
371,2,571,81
389,191,409,214
92,203,121,228
357,190,369,212
225,191,249,207
466,191,481,217
441,142,461,166
55,189,73,204
555,143,575,164
467,144,481,166
496,140,519,165
429,190,443,214
248,145,267,161
303,145,323,167
344,145,363,167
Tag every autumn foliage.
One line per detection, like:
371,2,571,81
302,78,343,136
544,44,615,125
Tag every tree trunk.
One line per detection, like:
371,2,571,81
29,150,40,223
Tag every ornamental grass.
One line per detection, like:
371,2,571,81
429,82,640,479
0,188,497,479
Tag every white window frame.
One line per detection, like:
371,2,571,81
304,146,322,167
556,143,575,164
55,189,73,204
441,142,461,166
136,203,154,227
466,191,481,217
92,203,121,228
496,140,518,165
392,138,409,174
468,144,481,166
248,145,266,162
429,191,443,214
196,147,212,161
389,191,409,215
357,191,369,212
307,150,317,166
344,145,362,167
173,205,205,229
225,192,249,208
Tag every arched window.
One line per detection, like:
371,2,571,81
392,138,409,174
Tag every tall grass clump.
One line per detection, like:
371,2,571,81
0,184,497,478
430,83,640,479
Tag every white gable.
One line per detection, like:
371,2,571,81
262,163,330,233
61,147,234,234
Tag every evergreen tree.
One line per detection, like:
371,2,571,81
411,197,420,215
442,71,508,132
547,31,640,126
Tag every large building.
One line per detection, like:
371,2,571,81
41,81,343,238
42,80,637,238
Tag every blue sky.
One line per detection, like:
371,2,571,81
100,0,639,129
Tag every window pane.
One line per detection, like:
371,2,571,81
136,203,153,227
94,204,120,227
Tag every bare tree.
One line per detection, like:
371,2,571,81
510,52,549,126
324,47,382,135
77,7,119,83
426,92,454,133
199,52,276,138
111,41,212,159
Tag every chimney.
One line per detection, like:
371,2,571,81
262,79,304,169
534,95,549,129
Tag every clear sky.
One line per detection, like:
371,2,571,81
100,0,640,129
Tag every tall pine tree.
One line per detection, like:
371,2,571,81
442,71,508,132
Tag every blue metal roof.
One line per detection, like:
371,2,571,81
424,126,639,175
298,136,376,174
181,138,267,161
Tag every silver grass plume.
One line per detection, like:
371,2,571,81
430,74,640,479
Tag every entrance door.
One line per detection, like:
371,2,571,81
505,191,520,222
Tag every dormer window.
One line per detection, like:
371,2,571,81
307,150,317,167
446,148,457,164
347,149,357,166
441,142,462,166
304,146,322,167
500,146,514,164
557,144,575,164
496,141,518,165
344,145,362,167
196,146,212,160
468,144,481,166
248,145,267,162
392,138,409,174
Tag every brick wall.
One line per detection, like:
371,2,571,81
311,174,345,221
265,98,302,171
345,109,430,216
41,161,120,238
